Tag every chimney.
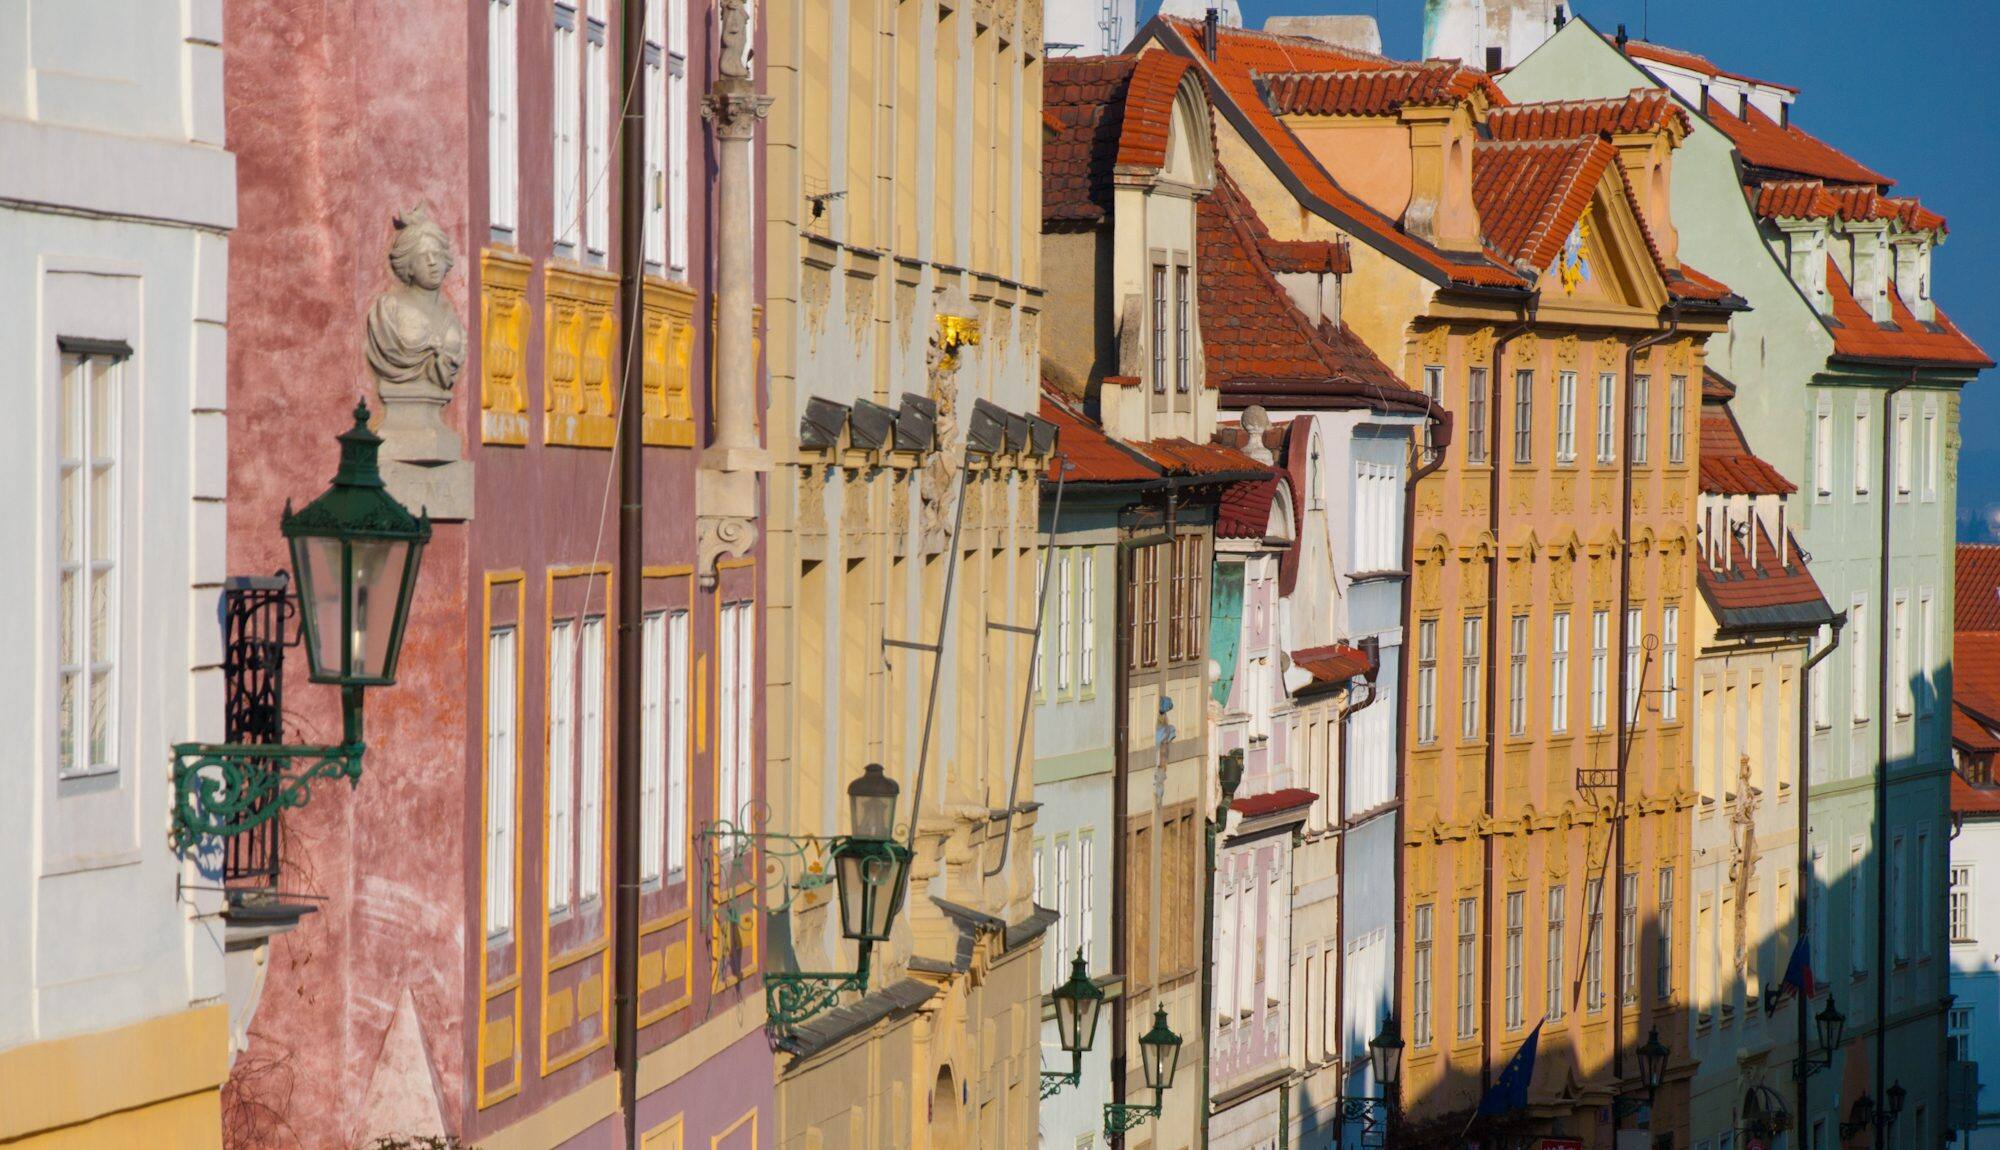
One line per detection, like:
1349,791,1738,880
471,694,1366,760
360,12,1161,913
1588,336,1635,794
1204,7,1220,59
1554,5,1567,28
1485,45,1503,72
1616,23,1629,50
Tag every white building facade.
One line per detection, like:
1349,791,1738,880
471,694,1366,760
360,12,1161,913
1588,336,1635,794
0,2,236,1147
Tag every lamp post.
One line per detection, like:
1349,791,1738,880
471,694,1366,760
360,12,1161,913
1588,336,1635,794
1042,949,1107,1098
172,402,431,850
1610,1027,1670,1125
1104,1007,1184,1139
1337,1016,1407,1147
762,764,916,1029
1796,995,1846,1080
1844,1082,1905,1142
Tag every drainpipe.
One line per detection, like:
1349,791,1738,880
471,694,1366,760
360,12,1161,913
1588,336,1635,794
1874,374,1912,1150
1333,645,1381,1115
1797,611,1846,1138
1199,747,1243,1150
1111,529,1132,1147
1613,301,1680,1092
612,2,650,1146
1482,297,1538,1093
1397,403,1450,1120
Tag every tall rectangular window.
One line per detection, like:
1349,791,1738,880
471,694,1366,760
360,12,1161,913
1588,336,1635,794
1625,607,1643,723
1895,400,1912,496
1505,891,1525,1030
1417,619,1438,745
1850,596,1869,724
666,609,690,879
1550,611,1570,733
1413,903,1435,1047
665,0,689,275
1890,832,1908,963
1620,872,1638,1005
1919,591,1935,718
1849,840,1868,975
548,620,577,912
489,0,519,236
552,4,581,251
1079,552,1096,689
1656,868,1675,1000
640,612,666,883
1546,884,1567,1021
1584,877,1605,1012
1509,614,1529,736
56,350,120,777
1662,605,1680,721
582,0,610,257
641,0,665,266
1054,836,1071,963
1555,371,1577,462
1893,593,1912,719
486,626,518,936
1854,406,1871,497
1151,264,1168,393
718,601,755,831
577,616,606,902
1054,548,1073,693
1457,897,1478,1038
1174,265,1191,393
1923,403,1939,500
1423,366,1445,458
1950,864,1972,942
1467,368,1489,463
1916,828,1931,958
1591,610,1610,730
1631,374,1651,465
1514,369,1534,464
1596,372,1617,463
1668,374,1687,464
1079,832,1096,962
1812,623,1833,729
1815,402,1833,498
1218,879,1238,1020
1462,616,1484,740
1130,545,1158,669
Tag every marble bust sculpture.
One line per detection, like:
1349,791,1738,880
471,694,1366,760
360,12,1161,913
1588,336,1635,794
367,205,473,519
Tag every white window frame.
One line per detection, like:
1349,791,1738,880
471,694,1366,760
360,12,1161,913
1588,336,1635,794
1950,863,1972,943
1461,616,1483,740
1055,548,1073,694
1854,405,1871,498
1174,263,1191,394
1417,618,1438,745
548,619,577,913
1890,830,1908,964
1811,623,1833,730
1550,611,1570,733
1662,604,1680,721
718,601,755,833
1456,896,1478,1038
1894,398,1912,498
577,616,606,902
1150,264,1168,394
1668,374,1687,464
1656,868,1674,1000
1546,884,1567,1021
1625,607,1643,724
1630,374,1651,466
489,0,519,237
1514,369,1534,465
1922,400,1939,501
1850,595,1869,724
667,609,690,880
1893,592,1912,719
486,626,519,936
666,0,689,276
1054,835,1072,965
1466,367,1489,463
1620,871,1638,1006
1413,902,1434,1047
640,612,666,884
641,0,666,268
582,0,610,259
1814,398,1833,501
1849,839,1868,976
1080,551,1096,689
1555,370,1577,463
1591,610,1610,731
1505,890,1525,1030
1509,614,1529,737
1078,831,1095,963
1584,877,1605,1012
552,4,581,252
1596,372,1617,463
56,348,123,780
1918,590,1935,719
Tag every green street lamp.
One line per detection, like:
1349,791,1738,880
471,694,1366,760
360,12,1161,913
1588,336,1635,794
1105,1007,1184,1139
1041,948,1107,1098
1340,1016,1406,1142
172,402,431,851
1797,995,1845,1080
765,764,916,1029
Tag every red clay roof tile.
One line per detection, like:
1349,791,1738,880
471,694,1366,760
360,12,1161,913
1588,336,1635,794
1614,38,1798,93
1292,643,1373,685
1951,769,2000,815
1704,97,1889,187
1824,259,1991,369
1043,53,1199,231
1486,88,1689,141
1698,520,1829,620
1954,633,2000,764
1472,136,1615,273
1957,545,2000,633
1231,787,1319,817
1040,388,1160,484
1217,475,1289,540
1256,63,1502,116
1699,401,1795,497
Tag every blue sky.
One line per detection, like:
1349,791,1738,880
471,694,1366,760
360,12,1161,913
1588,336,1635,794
1142,0,2000,539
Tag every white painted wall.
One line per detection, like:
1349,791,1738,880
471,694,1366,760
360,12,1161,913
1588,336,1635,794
0,0,233,1053
1043,0,1137,56
1953,811,2000,1149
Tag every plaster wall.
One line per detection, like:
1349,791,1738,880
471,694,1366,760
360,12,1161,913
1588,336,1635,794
1952,814,2000,1149
0,0,234,1142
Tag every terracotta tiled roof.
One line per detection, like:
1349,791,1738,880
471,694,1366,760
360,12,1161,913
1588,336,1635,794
1217,475,1290,540
1129,436,1271,479
1698,403,1795,497
1951,770,2000,816
1824,260,1991,370
1115,53,1195,171
1197,167,1429,414
1957,544,2000,633
1472,136,1615,273
1292,643,1373,685
1614,37,1798,93
1956,632,2000,776
1230,787,1318,817
1663,262,1738,304
1043,56,1140,228
1259,237,1350,274
1700,366,1737,401
1703,97,1889,187
1040,388,1159,484
1145,17,1524,288
1751,179,1945,234
1953,710,2000,757
1485,88,1689,142
1882,196,1946,233
1255,63,1501,116
1697,519,1831,632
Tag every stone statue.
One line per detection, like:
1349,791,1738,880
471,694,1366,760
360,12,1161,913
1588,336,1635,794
718,0,751,78
367,205,474,519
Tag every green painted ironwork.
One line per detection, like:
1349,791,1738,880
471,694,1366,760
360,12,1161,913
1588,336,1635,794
170,687,364,853
1103,1099,1161,1140
1040,1067,1081,1100
764,965,869,1029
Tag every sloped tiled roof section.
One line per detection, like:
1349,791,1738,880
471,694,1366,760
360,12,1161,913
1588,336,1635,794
1472,136,1615,273
1256,62,1501,117
1698,400,1795,497
1615,37,1798,93
1957,544,2000,633
1148,17,1523,289
1217,475,1287,540
1197,167,1429,415
1043,53,1197,231
1697,519,1831,633
1824,260,1991,370
1753,180,1948,235
1485,88,1688,142
1703,97,1889,187
1292,643,1373,686
1040,388,1160,485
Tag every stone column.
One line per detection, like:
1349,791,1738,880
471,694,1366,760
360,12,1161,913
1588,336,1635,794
696,9,772,588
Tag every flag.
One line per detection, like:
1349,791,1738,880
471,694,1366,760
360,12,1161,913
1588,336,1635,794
1477,1020,1543,1117
1778,936,1817,1000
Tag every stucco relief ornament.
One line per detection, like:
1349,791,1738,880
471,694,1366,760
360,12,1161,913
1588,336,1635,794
1558,220,1592,295
367,205,474,519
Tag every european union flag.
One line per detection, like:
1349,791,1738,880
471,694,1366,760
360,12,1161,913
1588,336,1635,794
1478,1020,1543,1117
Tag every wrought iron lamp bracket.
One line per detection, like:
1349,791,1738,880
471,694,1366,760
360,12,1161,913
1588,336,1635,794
1040,1067,1083,1100
1338,1096,1389,1136
764,965,868,1029
170,687,364,853
1103,1099,1163,1140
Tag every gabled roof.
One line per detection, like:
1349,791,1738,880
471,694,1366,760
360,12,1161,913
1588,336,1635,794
1486,88,1688,142
1753,179,1947,234
1145,17,1525,289
1702,96,1889,187
1958,544,2000,633
1196,166,1429,414
1471,136,1616,273
1256,62,1501,116
1697,518,1831,633
1217,475,1290,540
1823,259,1990,370
1042,53,1197,230
1699,400,1794,497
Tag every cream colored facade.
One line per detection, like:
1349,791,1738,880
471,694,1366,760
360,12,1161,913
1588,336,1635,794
762,1,1051,1147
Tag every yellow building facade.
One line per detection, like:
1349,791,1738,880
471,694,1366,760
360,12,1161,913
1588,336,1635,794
761,1,1053,1147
